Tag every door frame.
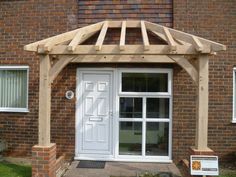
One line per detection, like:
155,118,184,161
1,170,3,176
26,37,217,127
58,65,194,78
75,68,117,161
75,67,173,163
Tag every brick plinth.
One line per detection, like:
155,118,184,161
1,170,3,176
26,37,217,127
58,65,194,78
32,143,56,177
189,146,215,156
180,147,215,177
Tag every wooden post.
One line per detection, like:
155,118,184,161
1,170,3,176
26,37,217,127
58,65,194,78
38,55,51,146
195,55,209,150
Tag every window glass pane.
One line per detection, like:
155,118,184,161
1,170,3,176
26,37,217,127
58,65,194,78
146,98,169,118
119,97,142,118
146,122,169,156
122,73,168,92
0,69,27,108
119,122,142,155
234,70,236,120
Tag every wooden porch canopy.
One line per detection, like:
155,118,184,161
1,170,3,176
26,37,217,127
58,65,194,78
24,20,226,152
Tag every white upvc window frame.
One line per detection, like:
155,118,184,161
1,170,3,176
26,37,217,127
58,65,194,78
233,67,236,123
0,66,29,113
115,68,173,162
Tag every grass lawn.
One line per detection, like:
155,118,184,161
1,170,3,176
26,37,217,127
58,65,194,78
220,174,236,177
219,170,236,177
0,161,31,177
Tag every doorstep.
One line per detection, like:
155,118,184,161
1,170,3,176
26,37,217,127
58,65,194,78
63,161,181,177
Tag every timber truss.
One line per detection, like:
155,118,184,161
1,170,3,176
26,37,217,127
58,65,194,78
24,20,226,85
24,20,226,150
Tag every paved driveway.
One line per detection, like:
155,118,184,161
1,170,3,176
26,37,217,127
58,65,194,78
63,161,181,177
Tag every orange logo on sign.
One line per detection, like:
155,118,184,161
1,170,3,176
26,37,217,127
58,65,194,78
192,161,201,170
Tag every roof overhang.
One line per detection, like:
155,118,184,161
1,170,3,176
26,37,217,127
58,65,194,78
24,20,226,56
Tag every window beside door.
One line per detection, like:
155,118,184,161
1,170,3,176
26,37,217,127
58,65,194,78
118,69,172,159
0,66,29,112
233,68,236,123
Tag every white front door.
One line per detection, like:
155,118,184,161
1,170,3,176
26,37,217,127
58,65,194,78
76,70,113,159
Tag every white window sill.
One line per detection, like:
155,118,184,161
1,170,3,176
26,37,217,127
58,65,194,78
0,108,29,113
232,119,236,123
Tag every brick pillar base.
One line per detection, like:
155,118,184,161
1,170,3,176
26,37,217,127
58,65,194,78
32,143,56,177
189,146,215,156
186,147,215,177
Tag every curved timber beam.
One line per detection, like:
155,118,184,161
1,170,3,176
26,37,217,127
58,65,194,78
49,56,76,83
168,55,198,84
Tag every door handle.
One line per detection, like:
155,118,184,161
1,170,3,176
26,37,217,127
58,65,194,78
109,111,113,117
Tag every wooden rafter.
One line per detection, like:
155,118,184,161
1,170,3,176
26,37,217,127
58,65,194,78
173,37,192,46
67,31,84,51
47,22,103,52
145,21,226,52
95,21,109,51
141,21,150,50
151,31,167,42
24,21,103,52
163,27,177,51
79,31,100,44
151,31,192,46
24,20,226,54
191,36,204,52
119,21,126,50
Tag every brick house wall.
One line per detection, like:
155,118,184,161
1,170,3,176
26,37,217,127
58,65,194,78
0,0,78,157
0,0,235,162
173,0,236,161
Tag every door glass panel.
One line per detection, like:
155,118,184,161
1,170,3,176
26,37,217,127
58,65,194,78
122,73,168,92
146,98,169,118
119,97,142,118
146,122,169,156
119,122,142,155
118,70,171,158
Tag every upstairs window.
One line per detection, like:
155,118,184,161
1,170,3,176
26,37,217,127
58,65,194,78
233,68,236,123
0,66,29,112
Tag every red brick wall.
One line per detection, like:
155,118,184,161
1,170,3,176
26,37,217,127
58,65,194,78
173,0,236,161
1,0,235,163
0,0,78,157
77,0,173,27
0,0,174,159
52,0,173,159
51,64,77,158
